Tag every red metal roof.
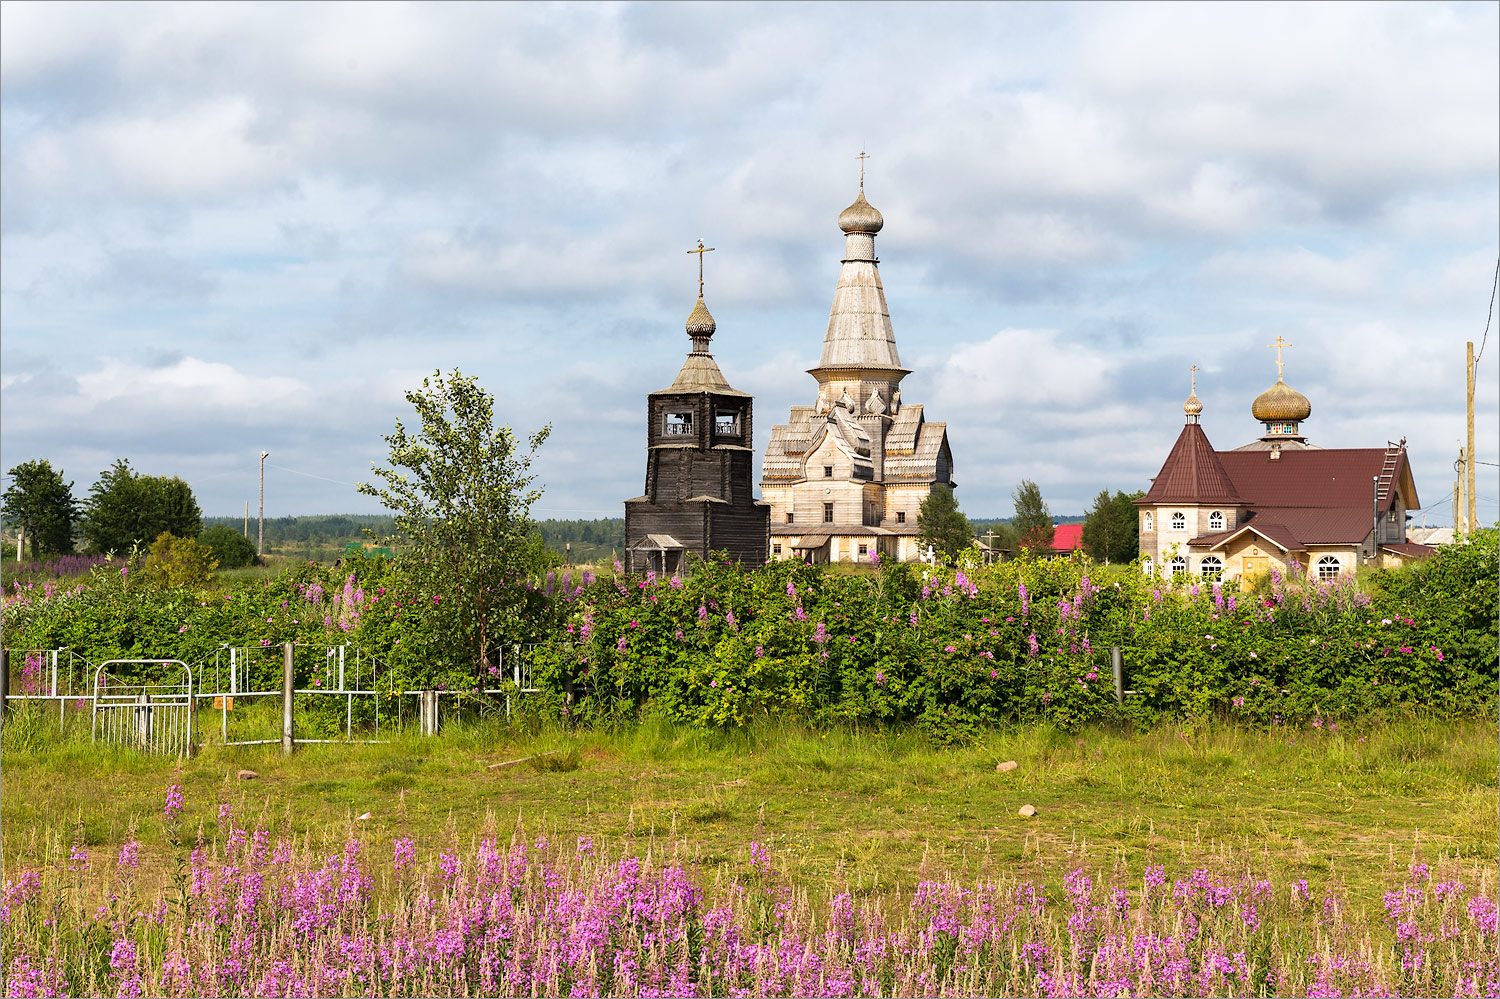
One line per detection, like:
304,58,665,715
1136,423,1242,505
1050,523,1083,551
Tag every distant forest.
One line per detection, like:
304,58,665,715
201,514,1080,565
202,514,625,564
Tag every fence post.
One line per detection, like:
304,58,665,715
281,642,295,756
0,648,9,725
1111,646,1125,705
420,690,438,737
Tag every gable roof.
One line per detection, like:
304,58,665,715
1050,523,1084,551
1137,423,1242,505
1215,448,1409,510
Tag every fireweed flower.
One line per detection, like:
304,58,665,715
163,784,184,822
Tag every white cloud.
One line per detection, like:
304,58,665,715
1199,246,1389,299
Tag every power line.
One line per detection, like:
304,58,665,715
264,462,358,488
1479,255,1498,366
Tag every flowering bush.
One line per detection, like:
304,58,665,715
1,784,1495,997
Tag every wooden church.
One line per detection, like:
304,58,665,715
622,242,770,574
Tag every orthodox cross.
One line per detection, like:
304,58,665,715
856,149,870,189
687,239,715,297
1267,336,1292,378
1189,363,1199,394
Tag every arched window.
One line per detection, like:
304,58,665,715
1209,511,1224,531
1169,555,1188,577
1199,555,1224,580
1171,512,1186,531
1143,512,1154,532
1141,557,1154,577
1317,555,1342,581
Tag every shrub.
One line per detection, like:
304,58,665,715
199,524,257,569
140,532,218,589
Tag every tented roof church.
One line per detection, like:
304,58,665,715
762,169,954,563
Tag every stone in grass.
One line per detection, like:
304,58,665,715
237,769,258,780
996,760,1019,772
1018,804,1037,817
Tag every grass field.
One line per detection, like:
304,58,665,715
2,708,1494,923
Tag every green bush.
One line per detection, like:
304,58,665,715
141,532,218,589
199,525,258,569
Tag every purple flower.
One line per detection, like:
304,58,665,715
163,784,184,822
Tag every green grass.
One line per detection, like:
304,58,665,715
1,707,1494,917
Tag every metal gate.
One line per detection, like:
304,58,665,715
91,660,194,756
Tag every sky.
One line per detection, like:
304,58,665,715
2,1,1497,525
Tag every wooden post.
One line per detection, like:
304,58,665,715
420,690,438,737
1458,448,1468,534
1454,480,1461,536
281,642,294,756
0,648,9,724
1467,341,1477,532
1111,646,1125,705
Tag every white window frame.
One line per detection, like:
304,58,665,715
1317,555,1342,581
1143,512,1154,532
1199,555,1224,580
1141,557,1154,577
1169,555,1188,577
1171,512,1187,531
1209,511,1224,531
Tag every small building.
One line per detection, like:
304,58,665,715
622,246,770,574
1048,523,1084,555
762,170,955,562
1136,354,1433,582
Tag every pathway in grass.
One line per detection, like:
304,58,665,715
2,713,1494,914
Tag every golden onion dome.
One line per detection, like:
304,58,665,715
1251,377,1311,422
685,296,716,337
838,190,884,234
1183,389,1203,417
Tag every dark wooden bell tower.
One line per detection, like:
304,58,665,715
623,242,770,574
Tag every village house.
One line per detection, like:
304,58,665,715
761,168,955,563
1136,347,1434,582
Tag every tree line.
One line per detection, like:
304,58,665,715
916,480,1142,564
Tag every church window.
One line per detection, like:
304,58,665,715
663,411,693,436
1143,512,1153,532
823,502,835,523
772,544,782,555
786,512,794,524
1209,511,1224,531
715,409,741,436
896,511,906,524
824,465,833,477
1141,557,1154,577
1171,512,1186,531
1169,555,1187,577
1199,556,1224,581
1317,555,1342,581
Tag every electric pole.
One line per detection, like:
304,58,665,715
1466,341,1476,532
1457,447,1468,534
243,500,249,538
259,451,269,561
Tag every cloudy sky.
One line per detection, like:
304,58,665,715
3,2,1497,524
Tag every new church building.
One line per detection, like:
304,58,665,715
1136,347,1434,582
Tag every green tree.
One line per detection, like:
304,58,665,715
1081,489,1144,564
2,459,79,558
1011,479,1055,551
917,487,974,561
199,524,257,569
81,460,203,553
141,531,218,589
358,369,551,686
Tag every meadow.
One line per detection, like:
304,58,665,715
2,714,1497,996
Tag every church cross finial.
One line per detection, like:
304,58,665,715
687,239,715,297
1267,336,1292,379
1189,363,1199,394
856,149,869,190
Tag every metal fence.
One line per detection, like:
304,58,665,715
91,660,194,757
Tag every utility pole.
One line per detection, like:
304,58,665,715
1466,341,1477,532
243,500,249,538
259,451,269,561
1453,479,1460,536
1457,447,1468,534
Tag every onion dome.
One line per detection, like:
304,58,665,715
685,296,716,338
838,190,884,234
1183,388,1203,418
1251,377,1312,422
